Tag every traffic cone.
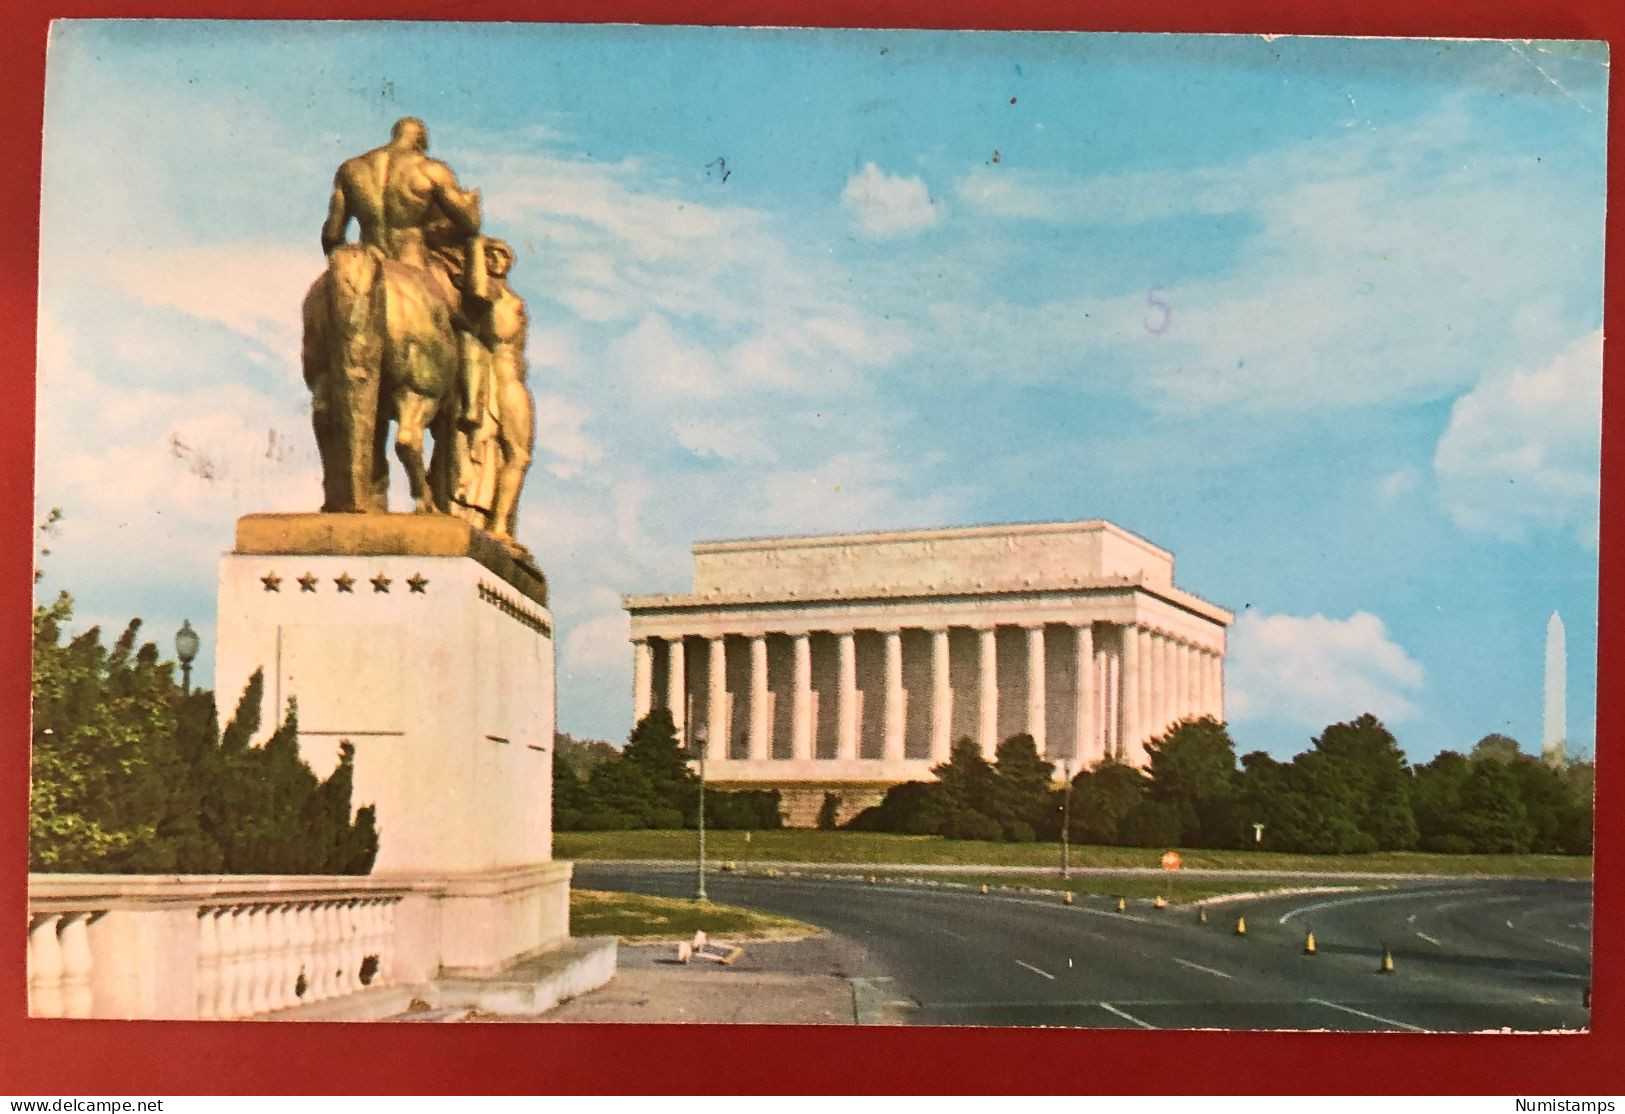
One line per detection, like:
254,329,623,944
1235,915,1247,936
866,874,877,885
1063,891,1075,905
979,883,990,895
1303,929,1317,956
1378,944,1395,974
1154,895,1168,909
1116,896,1127,913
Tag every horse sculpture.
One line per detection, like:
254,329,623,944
301,243,461,515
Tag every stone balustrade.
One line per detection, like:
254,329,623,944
27,874,442,1020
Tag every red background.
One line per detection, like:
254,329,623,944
1,0,1619,1095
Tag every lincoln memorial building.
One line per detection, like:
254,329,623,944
623,521,1232,825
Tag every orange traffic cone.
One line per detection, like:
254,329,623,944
1378,944,1395,974
1303,929,1317,956
979,883,990,895
1116,896,1127,913
1235,915,1247,936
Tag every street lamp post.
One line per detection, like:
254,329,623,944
693,720,708,903
1060,758,1073,879
174,619,199,695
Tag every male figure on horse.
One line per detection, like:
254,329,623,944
305,118,488,514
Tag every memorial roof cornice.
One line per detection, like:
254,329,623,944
623,575,1233,626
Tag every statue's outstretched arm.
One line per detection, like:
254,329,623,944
321,179,349,254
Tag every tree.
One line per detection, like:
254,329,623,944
1412,750,1473,852
932,737,1001,839
622,709,699,823
584,758,659,829
1302,714,1418,851
31,589,378,874
992,733,1054,838
1469,734,1521,764
1071,760,1148,846
552,751,591,831
1457,759,1534,853
1144,717,1241,847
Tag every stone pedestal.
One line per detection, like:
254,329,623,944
215,513,566,972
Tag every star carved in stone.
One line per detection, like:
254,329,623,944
334,573,356,593
261,572,282,592
407,573,429,594
370,573,392,594
298,573,318,593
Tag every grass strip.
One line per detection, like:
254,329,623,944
555,830,1591,879
570,888,819,941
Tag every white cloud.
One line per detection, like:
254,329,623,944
564,609,631,677
935,103,1602,418
841,163,943,239
110,243,315,367
1377,467,1420,504
1433,330,1602,547
532,393,603,479
672,416,778,465
1227,610,1425,729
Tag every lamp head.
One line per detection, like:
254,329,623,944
175,619,200,665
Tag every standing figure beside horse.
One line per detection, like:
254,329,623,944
302,117,531,548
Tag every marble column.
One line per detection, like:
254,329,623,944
978,626,999,758
1025,625,1047,755
667,636,687,742
931,628,952,762
1073,624,1095,768
792,633,813,761
1183,646,1196,724
1161,634,1178,736
1103,647,1119,760
633,639,653,723
1120,625,1141,764
837,631,858,762
1214,651,1226,721
883,629,905,762
749,634,769,761
707,636,727,759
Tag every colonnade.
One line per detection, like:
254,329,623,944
631,620,1223,771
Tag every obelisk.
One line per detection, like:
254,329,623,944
1543,611,1567,769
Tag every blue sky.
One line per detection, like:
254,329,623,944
35,23,1606,761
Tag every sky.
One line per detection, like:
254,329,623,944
34,23,1607,762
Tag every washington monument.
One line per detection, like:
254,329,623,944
1543,611,1567,768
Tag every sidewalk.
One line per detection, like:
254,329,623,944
467,932,910,1025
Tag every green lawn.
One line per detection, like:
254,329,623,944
570,888,818,941
555,829,1592,879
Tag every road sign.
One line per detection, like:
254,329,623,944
1161,850,1182,871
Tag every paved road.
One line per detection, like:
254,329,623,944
575,865,1592,1032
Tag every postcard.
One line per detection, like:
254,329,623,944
27,21,1603,1036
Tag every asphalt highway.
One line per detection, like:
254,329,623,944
574,864,1592,1032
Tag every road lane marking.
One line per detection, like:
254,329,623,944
1542,937,1585,953
1014,959,1056,980
1532,969,1588,982
1414,931,1442,946
1309,998,1430,1033
1278,888,1470,924
1172,957,1233,980
1099,1002,1156,1029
